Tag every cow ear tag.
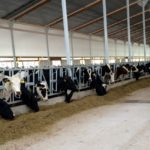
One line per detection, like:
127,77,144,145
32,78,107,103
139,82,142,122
20,79,25,83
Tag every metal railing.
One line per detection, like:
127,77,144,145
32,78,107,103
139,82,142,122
0,61,148,105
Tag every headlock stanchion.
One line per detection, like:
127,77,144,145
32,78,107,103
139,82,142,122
0,61,149,105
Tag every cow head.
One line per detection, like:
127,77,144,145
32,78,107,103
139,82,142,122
35,81,48,101
131,65,138,72
0,71,28,100
102,64,114,84
115,65,130,80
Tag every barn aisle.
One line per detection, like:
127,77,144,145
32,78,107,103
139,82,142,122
1,87,150,150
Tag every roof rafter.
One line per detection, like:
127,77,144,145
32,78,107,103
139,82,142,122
113,30,150,44
118,30,150,42
112,26,150,40
133,32,150,41
2,0,49,20
46,0,102,27
108,18,150,37
135,36,150,44
71,0,139,31
90,9,150,34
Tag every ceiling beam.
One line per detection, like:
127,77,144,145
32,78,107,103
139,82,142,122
133,32,150,41
2,0,49,20
108,18,150,37
71,0,139,31
111,25,150,40
90,9,150,34
46,0,102,27
113,30,150,44
135,36,150,43
119,30,150,42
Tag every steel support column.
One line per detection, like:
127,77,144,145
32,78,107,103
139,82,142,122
126,0,132,63
9,22,17,67
89,35,92,63
70,31,74,65
142,2,147,63
45,28,50,64
102,0,109,64
115,40,117,61
61,0,71,65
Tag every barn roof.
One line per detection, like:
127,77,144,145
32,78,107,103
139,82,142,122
0,0,149,44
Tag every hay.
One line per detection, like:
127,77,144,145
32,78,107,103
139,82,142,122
0,77,150,144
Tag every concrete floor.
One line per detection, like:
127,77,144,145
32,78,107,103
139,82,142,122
1,87,150,150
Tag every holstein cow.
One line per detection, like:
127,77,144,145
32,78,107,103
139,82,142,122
90,72,107,96
115,63,142,81
124,64,143,80
0,71,39,112
145,62,150,74
0,99,14,120
57,75,78,103
20,80,39,112
0,71,28,101
115,64,130,81
75,66,91,85
100,64,114,84
131,65,141,80
35,81,48,101
137,63,146,73
0,71,28,119
27,70,49,101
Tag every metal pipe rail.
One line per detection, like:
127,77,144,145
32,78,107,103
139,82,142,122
0,61,149,105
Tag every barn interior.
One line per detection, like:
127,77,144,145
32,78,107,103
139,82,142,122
1,1,150,147
0,0,149,68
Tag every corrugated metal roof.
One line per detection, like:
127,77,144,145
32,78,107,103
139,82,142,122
0,0,149,44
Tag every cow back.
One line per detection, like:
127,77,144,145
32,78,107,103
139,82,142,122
0,99,14,120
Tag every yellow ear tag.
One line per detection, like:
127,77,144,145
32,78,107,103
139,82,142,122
20,79,25,83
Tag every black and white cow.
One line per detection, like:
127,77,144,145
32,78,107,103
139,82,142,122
27,70,49,101
20,80,39,112
137,63,146,73
0,71,28,101
100,64,114,84
131,65,141,80
57,75,78,103
115,64,130,81
35,81,48,101
90,72,107,96
75,66,92,85
115,63,143,81
0,71,28,119
145,63,150,74
0,71,40,112
0,99,15,120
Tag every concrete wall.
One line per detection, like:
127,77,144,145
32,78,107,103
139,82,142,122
0,28,12,56
0,20,149,58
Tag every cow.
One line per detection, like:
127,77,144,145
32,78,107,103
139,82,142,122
57,75,78,103
0,99,15,120
0,71,28,101
97,64,114,84
20,80,39,112
27,70,49,101
137,63,146,73
115,63,144,81
75,66,92,86
101,64,114,84
90,72,107,96
145,62,150,74
131,65,141,80
115,64,130,81
35,81,48,101
0,71,39,112
0,71,28,120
